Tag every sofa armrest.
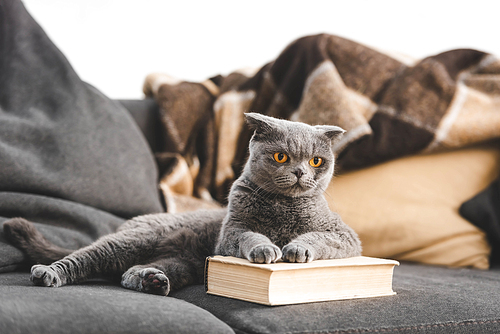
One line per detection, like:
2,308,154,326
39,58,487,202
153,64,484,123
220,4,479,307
117,98,164,153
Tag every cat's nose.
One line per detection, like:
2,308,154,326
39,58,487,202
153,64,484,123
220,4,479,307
293,169,304,179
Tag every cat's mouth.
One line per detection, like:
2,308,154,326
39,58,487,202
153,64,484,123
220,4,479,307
273,175,316,191
296,178,317,190
291,183,307,191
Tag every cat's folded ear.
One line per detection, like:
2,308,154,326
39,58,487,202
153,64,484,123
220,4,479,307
314,125,346,143
245,112,280,134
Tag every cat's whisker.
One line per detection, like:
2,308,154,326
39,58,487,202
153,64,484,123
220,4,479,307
255,180,274,194
316,182,333,200
249,180,275,199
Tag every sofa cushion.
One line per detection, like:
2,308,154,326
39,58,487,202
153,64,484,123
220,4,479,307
0,272,234,334
0,0,164,272
460,176,500,265
172,263,500,334
327,145,500,269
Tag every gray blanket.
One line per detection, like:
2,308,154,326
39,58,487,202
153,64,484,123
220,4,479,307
0,0,164,272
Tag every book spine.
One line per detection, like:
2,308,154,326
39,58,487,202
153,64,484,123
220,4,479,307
204,256,212,292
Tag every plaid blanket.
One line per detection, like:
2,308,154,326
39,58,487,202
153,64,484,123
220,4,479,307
144,34,500,206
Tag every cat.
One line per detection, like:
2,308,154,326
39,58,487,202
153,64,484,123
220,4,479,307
4,112,362,296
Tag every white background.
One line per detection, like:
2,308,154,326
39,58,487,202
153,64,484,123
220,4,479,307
23,0,500,99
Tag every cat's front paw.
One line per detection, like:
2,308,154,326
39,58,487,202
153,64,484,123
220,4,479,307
282,243,315,263
121,267,170,296
248,244,282,264
30,265,62,287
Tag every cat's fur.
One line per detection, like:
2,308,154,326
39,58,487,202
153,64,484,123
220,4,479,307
4,113,361,295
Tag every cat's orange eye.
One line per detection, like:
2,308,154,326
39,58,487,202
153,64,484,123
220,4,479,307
309,157,323,167
273,152,288,163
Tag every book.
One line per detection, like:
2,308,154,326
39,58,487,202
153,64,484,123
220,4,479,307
205,255,399,306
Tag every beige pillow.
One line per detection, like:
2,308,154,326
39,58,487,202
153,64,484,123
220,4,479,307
327,145,500,269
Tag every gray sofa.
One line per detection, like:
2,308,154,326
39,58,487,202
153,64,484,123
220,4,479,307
2,97,500,334
2,232,500,334
1,0,500,333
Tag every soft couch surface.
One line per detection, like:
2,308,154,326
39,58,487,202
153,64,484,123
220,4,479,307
172,263,500,334
0,273,234,334
2,263,500,334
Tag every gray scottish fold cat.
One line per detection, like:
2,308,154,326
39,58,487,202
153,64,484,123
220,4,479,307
4,113,361,296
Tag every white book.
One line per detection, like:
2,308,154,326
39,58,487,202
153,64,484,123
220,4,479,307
205,256,399,306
